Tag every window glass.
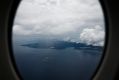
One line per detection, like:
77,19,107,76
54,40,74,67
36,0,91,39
12,0,105,80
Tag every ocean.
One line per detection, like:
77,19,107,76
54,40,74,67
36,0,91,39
13,43,102,80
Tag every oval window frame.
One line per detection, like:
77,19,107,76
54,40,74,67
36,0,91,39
10,0,108,80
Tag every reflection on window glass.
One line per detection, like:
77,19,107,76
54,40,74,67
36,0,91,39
12,0,105,80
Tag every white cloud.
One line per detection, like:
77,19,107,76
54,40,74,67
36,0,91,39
80,25,105,46
13,0,105,46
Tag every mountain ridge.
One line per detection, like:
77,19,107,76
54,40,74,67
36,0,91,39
21,39,103,51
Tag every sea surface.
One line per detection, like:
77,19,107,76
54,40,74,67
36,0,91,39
13,43,102,80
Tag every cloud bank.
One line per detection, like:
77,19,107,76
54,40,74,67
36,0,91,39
80,25,104,46
13,0,105,46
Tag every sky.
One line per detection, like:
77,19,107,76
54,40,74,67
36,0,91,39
13,0,105,46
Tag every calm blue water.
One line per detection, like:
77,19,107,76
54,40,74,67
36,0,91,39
13,44,102,80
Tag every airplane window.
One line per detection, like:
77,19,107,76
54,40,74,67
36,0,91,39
12,0,105,80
